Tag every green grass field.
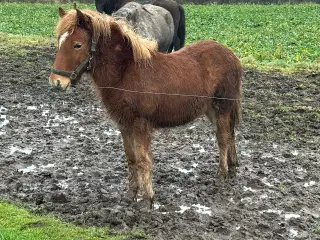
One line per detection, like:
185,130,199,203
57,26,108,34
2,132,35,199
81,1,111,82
0,3,319,72
0,201,132,240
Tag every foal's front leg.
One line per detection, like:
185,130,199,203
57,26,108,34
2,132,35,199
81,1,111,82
132,119,154,208
120,127,139,201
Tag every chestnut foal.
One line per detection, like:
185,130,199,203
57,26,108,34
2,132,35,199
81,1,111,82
49,8,242,208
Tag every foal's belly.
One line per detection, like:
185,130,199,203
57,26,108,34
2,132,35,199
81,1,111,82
140,97,208,128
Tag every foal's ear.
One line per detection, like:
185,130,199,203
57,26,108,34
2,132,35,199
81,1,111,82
58,7,66,18
76,9,91,30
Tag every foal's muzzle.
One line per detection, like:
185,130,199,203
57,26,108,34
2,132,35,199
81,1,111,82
49,75,72,90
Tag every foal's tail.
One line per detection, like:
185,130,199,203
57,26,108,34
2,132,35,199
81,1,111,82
230,72,243,130
177,5,186,48
231,90,242,130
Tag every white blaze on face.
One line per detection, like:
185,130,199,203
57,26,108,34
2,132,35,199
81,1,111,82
59,32,69,49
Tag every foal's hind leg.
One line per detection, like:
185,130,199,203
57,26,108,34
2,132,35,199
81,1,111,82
215,114,232,179
228,128,238,175
206,108,229,178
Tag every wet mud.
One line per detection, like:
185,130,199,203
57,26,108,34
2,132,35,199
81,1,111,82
0,45,319,239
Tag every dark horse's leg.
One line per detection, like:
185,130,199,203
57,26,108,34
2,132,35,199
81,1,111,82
172,36,181,52
167,43,174,53
122,119,154,208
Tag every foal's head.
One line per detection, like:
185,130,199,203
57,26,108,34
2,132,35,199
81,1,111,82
49,8,95,89
49,8,157,90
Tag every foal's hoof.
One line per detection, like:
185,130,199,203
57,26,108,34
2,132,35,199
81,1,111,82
217,167,228,181
131,198,153,212
228,166,237,178
127,190,138,202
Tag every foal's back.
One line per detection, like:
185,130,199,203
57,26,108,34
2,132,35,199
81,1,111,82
120,40,242,127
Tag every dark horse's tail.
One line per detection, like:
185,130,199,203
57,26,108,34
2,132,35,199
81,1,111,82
177,5,186,48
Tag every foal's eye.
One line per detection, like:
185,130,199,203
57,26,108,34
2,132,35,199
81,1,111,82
74,43,82,49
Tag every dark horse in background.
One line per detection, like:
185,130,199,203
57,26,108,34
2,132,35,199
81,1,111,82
152,0,185,52
95,0,129,15
95,0,185,53
113,2,174,53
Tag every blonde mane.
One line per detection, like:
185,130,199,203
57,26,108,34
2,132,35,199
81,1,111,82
56,9,158,63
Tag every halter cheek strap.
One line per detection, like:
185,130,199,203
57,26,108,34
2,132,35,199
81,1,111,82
51,40,96,87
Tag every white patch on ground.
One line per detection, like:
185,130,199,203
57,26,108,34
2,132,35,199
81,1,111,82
18,165,37,173
0,115,9,128
303,181,316,187
198,147,206,153
241,150,251,157
176,188,183,194
78,127,85,131
261,152,273,159
44,119,51,128
42,110,50,116
192,144,206,153
261,177,274,187
240,197,252,203
291,150,299,156
178,168,193,174
289,228,298,238
243,186,258,192
0,106,7,112
176,205,191,214
260,209,282,215
62,135,73,143
10,146,32,155
189,126,195,129
104,128,121,136
296,166,307,173
153,203,161,210
285,213,300,220
45,129,52,133
58,180,69,189
260,194,269,199
59,32,69,49
40,164,55,169
27,106,37,110
54,115,75,122
192,204,212,216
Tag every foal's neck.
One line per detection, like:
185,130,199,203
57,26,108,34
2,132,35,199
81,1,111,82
92,58,128,88
91,41,132,88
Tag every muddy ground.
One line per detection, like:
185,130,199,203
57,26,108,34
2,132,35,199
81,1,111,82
0,45,319,240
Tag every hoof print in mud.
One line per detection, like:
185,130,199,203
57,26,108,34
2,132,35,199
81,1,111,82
46,191,68,204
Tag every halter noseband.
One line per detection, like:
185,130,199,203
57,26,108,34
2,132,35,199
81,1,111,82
51,40,96,87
